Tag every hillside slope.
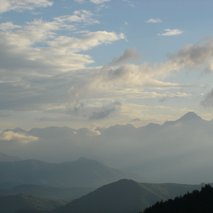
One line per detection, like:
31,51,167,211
143,185,213,213
54,179,200,213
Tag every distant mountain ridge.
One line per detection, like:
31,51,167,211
0,194,62,213
0,184,93,202
0,152,21,161
0,158,128,188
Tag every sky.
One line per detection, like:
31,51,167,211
0,0,213,130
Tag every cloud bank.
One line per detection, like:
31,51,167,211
0,130,38,143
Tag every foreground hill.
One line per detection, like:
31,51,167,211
0,158,126,188
143,185,213,213
0,194,62,213
54,179,200,213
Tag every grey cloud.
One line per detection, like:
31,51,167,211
201,89,213,107
0,42,53,73
89,102,121,120
171,40,213,71
111,48,140,66
52,101,122,121
0,72,79,111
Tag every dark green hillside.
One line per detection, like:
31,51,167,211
55,179,157,213
139,182,199,200
54,179,200,213
143,185,213,213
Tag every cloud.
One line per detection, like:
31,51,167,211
0,10,124,72
171,40,213,71
0,0,53,13
158,28,183,36
85,63,181,95
110,48,140,66
90,0,110,4
0,130,38,143
89,102,121,120
54,10,99,26
49,101,122,121
74,0,110,5
1,25,213,127
0,22,21,31
201,89,213,107
146,18,162,24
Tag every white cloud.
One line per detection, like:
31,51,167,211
54,10,99,26
0,130,38,143
75,0,110,5
69,61,182,104
90,0,110,4
146,18,162,24
0,9,126,116
0,22,21,31
0,10,124,72
0,0,53,13
158,28,183,36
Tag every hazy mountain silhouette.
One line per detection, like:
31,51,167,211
163,111,204,126
0,158,127,188
143,185,213,213
1,112,213,183
54,179,200,213
0,152,21,161
0,194,62,213
0,184,93,202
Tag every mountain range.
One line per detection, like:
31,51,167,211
0,158,127,188
1,112,213,183
0,184,93,202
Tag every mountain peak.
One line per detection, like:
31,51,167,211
163,112,203,126
178,112,203,122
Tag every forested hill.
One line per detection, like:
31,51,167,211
54,179,200,213
142,185,213,213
